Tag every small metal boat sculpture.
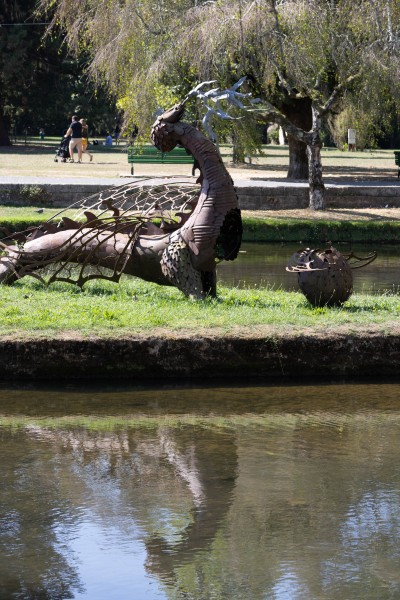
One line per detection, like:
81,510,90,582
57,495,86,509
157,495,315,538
286,245,377,307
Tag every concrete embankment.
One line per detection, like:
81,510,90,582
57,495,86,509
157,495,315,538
1,330,399,382
1,176,400,209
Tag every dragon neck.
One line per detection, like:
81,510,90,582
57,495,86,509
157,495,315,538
173,122,233,187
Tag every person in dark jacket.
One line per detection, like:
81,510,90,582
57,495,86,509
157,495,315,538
64,115,83,163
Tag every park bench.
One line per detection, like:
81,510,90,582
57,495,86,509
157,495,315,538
127,144,194,174
394,151,400,178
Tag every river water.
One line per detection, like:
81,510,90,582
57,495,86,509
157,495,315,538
218,243,400,294
1,382,400,600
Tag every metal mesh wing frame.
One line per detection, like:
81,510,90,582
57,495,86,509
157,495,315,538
1,177,200,287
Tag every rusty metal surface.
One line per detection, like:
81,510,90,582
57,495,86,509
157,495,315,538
286,246,377,307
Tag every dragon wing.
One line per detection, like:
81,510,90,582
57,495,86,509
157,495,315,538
2,177,200,288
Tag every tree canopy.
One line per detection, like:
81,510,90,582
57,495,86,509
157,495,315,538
37,1,400,127
34,0,400,207
0,0,118,145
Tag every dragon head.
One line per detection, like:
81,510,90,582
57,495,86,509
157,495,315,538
150,103,185,152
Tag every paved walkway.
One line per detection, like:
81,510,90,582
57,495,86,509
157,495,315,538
1,174,400,189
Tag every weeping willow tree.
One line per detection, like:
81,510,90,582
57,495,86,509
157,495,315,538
329,72,400,152
39,0,400,209
168,0,400,208
38,0,200,139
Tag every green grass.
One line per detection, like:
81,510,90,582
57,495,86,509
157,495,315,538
1,276,399,338
2,207,400,243
244,216,400,243
0,206,69,234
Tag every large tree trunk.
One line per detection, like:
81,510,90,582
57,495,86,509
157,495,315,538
306,108,325,210
281,97,311,179
287,135,308,179
307,142,325,210
0,112,11,146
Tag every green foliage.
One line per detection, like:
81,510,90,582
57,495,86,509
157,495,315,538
0,207,76,240
329,71,400,149
268,126,280,145
165,0,400,152
0,0,118,143
12,0,400,163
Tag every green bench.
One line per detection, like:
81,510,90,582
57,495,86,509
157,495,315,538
127,145,194,174
394,151,400,178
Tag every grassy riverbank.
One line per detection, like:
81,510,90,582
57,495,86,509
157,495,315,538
1,205,400,339
2,206,400,244
244,215,400,243
1,277,399,339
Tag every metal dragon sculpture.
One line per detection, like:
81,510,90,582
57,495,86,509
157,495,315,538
0,82,255,298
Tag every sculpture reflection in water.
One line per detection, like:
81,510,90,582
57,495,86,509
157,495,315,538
3,423,238,598
0,81,261,299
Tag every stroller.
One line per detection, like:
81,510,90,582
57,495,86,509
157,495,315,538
54,135,72,162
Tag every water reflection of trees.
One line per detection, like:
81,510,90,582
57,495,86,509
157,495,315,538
2,412,400,600
1,424,238,599
0,430,83,599
227,423,400,600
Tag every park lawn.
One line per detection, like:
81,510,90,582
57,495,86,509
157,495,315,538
1,207,400,339
1,141,398,180
0,276,399,339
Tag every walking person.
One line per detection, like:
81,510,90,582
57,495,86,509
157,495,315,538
64,115,83,163
80,119,93,162
113,123,121,145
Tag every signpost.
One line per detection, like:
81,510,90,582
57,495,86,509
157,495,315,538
348,128,356,151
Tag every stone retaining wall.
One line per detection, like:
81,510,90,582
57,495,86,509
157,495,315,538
0,183,108,208
0,332,399,381
235,182,400,209
2,180,400,209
